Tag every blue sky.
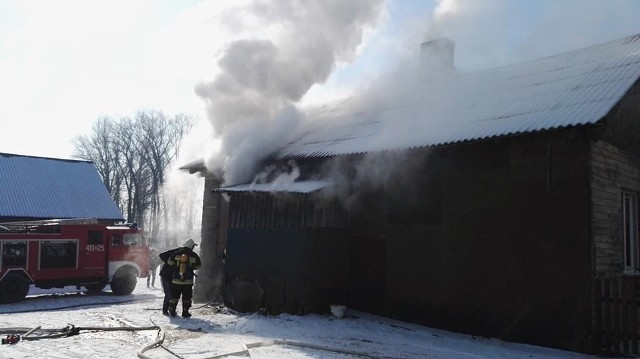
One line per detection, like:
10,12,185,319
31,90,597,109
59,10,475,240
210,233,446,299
0,0,639,160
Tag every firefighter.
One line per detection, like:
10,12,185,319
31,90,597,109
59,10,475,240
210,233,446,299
166,239,201,318
147,248,162,288
158,246,181,315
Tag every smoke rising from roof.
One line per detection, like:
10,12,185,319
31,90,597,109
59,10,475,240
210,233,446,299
288,0,640,195
191,0,640,188
426,0,640,69
195,0,384,185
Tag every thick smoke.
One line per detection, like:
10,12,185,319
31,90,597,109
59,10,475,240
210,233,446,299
193,0,640,188
426,0,640,68
303,0,640,197
425,0,510,68
195,0,384,185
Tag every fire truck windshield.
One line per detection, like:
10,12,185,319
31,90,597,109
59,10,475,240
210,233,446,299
123,233,142,246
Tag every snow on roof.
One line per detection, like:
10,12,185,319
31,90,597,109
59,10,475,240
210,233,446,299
0,153,124,221
279,33,640,159
217,180,332,194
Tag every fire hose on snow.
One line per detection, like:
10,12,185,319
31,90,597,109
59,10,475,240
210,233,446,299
202,339,383,359
0,324,160,345
0,321,173,359
1,308,385,359
2,323,384,359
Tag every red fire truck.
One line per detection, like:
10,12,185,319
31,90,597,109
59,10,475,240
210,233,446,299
0,219,150,303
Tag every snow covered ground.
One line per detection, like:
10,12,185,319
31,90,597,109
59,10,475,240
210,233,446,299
0,276,597,359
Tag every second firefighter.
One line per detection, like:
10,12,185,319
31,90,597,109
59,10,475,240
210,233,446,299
166,238,202,318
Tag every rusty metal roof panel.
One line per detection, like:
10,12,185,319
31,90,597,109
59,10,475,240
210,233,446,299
279,34,640,159
0,153,124,221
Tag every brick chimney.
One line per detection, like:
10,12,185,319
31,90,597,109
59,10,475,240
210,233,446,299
420,37,455,79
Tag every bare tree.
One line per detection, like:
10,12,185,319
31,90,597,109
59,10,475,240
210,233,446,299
116,117,152,223
73,116,124,208
73,111,194,239
136,110,193,240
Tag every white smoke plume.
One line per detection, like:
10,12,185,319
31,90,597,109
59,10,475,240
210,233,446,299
306,0,640,194
195,0,384,185
189,0,639,189
425,0,640,70
425,0,510,68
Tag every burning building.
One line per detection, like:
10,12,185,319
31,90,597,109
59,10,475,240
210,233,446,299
191,33,640,354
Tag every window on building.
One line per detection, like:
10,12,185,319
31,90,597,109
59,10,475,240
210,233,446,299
623,191,639,273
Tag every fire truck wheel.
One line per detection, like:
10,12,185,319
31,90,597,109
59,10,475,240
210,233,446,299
84,282,107,293
0,272,29,303
111,267,137,295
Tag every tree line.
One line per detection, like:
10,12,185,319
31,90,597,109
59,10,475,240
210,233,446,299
73,110,196,245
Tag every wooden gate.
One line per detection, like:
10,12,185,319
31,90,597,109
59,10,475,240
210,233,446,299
593,275,640,355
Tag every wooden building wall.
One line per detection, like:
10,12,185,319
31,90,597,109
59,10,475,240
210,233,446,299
223,193,349,313
344,128,594,352
222,127,595,352
591,81,640,275
587,81,640,355
590,140,640,274
205,80,640,355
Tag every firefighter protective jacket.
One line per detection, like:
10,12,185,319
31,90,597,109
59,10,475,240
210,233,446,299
158,247,179,280
166,247,201,285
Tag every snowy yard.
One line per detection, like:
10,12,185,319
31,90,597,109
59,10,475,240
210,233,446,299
0,277,596,359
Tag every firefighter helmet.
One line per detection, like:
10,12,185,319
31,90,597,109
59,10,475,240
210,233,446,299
182,238,197,249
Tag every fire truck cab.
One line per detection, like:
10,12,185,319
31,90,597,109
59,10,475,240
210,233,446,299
0,219,150,303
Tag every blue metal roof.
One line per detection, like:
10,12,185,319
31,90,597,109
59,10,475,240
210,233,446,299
279,33,640,159
0,153,124,221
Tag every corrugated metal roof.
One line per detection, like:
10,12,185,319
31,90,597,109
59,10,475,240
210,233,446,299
279,33,640,159
0,153,124,221
217,180,332,194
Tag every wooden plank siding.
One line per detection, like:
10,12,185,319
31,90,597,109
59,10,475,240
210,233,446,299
593,275,640,355
229,192,347,229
